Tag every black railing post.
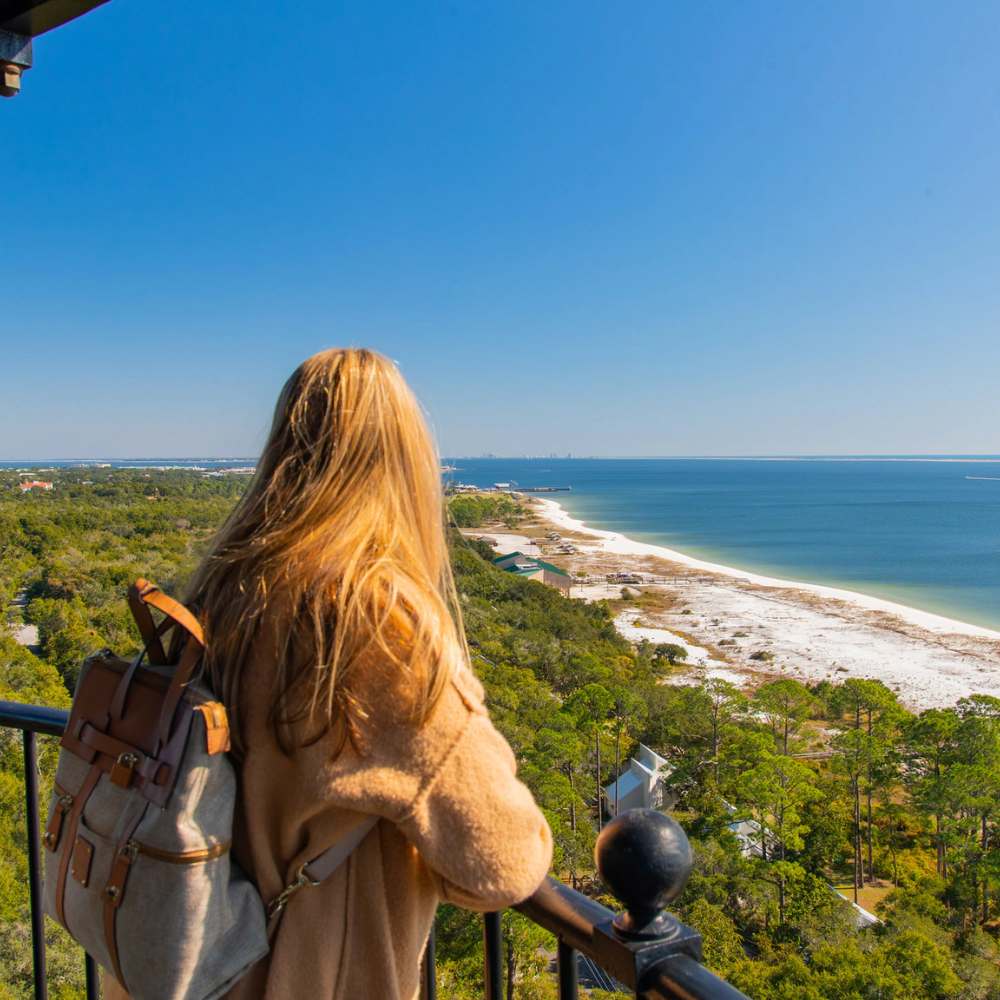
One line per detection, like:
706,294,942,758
22,730,47,1000
516,809,751,1000
556,939,577,1000
85,955,99,1000
482,911,503,1000
421,925,436,1000
593,809,749,998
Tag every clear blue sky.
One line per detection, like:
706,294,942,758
4,1,999,458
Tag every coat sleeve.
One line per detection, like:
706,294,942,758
393,676,553,911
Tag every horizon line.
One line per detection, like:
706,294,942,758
3,453,1000,463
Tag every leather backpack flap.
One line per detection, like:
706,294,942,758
61,654,197,808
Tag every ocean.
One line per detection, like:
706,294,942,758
445,458,1000,631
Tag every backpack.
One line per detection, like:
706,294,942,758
42,579,377,1000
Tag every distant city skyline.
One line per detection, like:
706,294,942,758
4,1,999,457
5,453,1000,464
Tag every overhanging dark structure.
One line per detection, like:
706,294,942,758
0,0,109,96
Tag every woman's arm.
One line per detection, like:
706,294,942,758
318,660,552,910
396,704,553,911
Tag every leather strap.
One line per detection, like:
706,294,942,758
54,764,102,932
77,723,145,763
74,723,167,784
110,615,171,719
125,579,207,746
130,579,205,647
302,817,379,883
44,790,72,852
127,583,169,665
157,636,204,747
110,653,146,719
103,804,148,989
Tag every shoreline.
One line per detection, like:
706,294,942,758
478,496,1000,710
533,496,1000,642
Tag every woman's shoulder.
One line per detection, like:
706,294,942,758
445,661,487,716
315,653,493,820
348,647,485,762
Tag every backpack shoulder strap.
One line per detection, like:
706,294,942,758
266,816,379,932
302,816,379,884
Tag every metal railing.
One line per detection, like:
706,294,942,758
1,700,748,1000
0,701,99,1000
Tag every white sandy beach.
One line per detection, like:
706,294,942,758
471,498,1000,710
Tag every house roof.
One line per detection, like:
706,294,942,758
492,552,570,578
604,744,672,800
635,743,670,773
492,551,523,565
533,559,570,578
604,767,645,800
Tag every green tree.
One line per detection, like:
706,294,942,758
566,683,614,830
905,709,960,879
652,643,688,668
607,685,646,816
753,678,815,756
735,752,822,922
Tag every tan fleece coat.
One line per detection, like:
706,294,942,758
106,646,552,1000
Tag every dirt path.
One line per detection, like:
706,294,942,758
5,589,39,650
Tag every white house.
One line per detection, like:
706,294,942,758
603,744,672,817
723,801,766,858
724,802,883,928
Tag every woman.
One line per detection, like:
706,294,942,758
112,349,552,1000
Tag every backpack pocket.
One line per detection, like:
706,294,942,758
58,813,119,976
113,838,268,1000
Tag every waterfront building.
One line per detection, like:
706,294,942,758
491,552,572,594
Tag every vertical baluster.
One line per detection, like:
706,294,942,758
482,911,503,1000
421,924,436,1000
22,730,48,1000
556,939,577,1000
85,955,99,1000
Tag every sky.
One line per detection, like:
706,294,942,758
3,1,999,458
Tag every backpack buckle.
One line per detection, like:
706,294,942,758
267,863,320,920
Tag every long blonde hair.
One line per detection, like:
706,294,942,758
185,348,464,755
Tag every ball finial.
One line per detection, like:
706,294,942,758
595,808,693,939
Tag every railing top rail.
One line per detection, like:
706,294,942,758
516,877,748,1000
0,699,69,737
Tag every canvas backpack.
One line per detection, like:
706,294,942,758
42,579,377,1000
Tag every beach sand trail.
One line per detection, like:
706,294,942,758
467,498,1000,711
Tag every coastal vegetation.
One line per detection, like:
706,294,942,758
1,469,999,998
447,492,525,529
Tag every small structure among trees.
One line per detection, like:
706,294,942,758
492,552,571,594
603,744,672,818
